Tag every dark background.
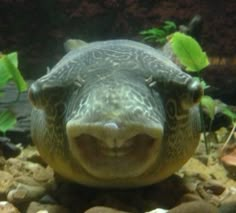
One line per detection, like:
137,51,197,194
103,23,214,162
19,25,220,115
0,0,235,80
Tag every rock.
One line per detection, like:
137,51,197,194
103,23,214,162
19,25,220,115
6,127,31,146
180,156,235,188
0,136,21,158
4,158,54,187
33,166,54,183
219,194,236,213
0,156,6,169
39,194,57,204
196,182,221,206
84,206,130,213
7,183,46,204
1,157,55,205
168,201,218,213
0,171,14,199
221,146,236,179
26,201,69,213
179,158,211,180
18,145,46,166
200,180,226,196
179,193,202,203
146,209,168,213
0,201,20,213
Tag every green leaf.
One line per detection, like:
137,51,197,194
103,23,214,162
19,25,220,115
140,28,165,37
201,95,215,121
156,37,167,44
143,35,158,41
151,29,165,36
170,32,210,72
0,110,17,133
163,21,177,32
193,77,210,89
222,107,236,122
7,52,18,67
164,21,177,29
0,53,27,92
0,57,12,87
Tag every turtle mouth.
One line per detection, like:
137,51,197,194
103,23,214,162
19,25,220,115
76,134,154,157
69,133,161,179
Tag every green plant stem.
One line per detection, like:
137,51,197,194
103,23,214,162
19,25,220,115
222,123,236,151
199,102,209,154
198,73,209,154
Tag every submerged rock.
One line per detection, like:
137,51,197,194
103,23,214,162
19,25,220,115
26,201,69,213
0,201,20,213
0,137,21,159
84,206,130,213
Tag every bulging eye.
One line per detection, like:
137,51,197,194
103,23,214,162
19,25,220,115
180,79,203,110
28,81,66,109
187,79,203,104
28,82,43,108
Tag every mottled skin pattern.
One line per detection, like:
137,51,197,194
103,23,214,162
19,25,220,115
29,40,202,187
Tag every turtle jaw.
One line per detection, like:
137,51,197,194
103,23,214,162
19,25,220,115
66,122,163,180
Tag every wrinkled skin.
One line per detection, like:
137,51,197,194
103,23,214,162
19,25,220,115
29,40,202,187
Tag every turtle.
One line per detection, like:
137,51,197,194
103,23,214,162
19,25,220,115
28,39,203,188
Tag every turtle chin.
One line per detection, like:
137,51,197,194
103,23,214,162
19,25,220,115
67,133,162,180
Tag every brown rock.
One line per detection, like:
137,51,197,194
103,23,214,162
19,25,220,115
0,171,14,199
18,145,46,166
26,201,69,213
168,201,218,213
85,206,130,213
221,147,236,179
196,182,221,206
4,158,54,187
33,166,54,183
0,201,20,213
219,194,236,213
7,183,46,204
179,193,202,203
201,180,226,196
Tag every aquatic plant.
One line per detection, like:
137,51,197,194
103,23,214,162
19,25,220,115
139,21,177,45
141,22,236,153
0,52,27,134
170,32,209,71
170,33,236,120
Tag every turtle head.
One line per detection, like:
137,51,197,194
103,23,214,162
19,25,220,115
29,40,203,187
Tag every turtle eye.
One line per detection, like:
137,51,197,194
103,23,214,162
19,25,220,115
28,81,65,110
187,79,203,104
180,79,203,110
